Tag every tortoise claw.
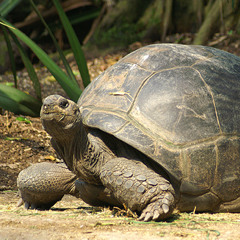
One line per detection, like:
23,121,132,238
17,198,24,207
138,197,173,222
24,201,30,209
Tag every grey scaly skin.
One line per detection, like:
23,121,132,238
17,162,121,209
17,162,77,209
38,95,175,221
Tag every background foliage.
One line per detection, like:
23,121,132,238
0,0,239,116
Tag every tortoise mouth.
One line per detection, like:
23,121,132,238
40,108,58,121
40,105,66,121
41,107,81,128
41,111,74,122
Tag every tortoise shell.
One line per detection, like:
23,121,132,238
78,44,240,204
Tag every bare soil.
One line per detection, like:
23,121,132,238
1,40,240,239
1,192,240,240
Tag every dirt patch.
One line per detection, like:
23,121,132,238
0,113,55,190
0,192,240,240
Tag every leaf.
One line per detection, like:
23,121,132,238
5,137,22,141
16,117,31,124
1,26,17,88
0,0,22,17
0,83,42,116
0,18,82,102
8,30,42,100
29,0,77,84
5,82,14,87
53,0,90,88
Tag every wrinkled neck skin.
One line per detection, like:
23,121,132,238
46,118,113,185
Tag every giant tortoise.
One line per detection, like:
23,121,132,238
18,44,240,221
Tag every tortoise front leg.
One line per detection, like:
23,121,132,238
100,158,175,221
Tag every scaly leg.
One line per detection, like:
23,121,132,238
100,157,175,221
17,162,120,209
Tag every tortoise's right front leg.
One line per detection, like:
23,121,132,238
100,158,176,221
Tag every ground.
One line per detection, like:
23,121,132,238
1,192,240,240
1,40,240,239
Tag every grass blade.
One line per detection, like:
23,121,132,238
29,0,77,84
1,26,17,88
53,0,90,88
0,18,82,102
8,30,42,101
0,83,41,116
0,0,22,17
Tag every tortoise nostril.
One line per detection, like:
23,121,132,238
43,104,48,110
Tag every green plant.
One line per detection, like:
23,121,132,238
95,22,142,48
0,0,91,116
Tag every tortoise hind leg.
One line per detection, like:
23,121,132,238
178,192,240,213
18,162,120,209
177,192,220,212
218,197,240,212
17,162,78,209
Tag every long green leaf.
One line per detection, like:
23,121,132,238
1,26,17,88
29,0,77,84
9,30,42,101
0,83,41,116
0,0,22,17
53,0,90,88
0,18,82,102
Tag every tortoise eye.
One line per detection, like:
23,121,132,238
59,99,69,109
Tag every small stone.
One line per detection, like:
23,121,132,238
137,185,145,193
123,171,133,178
136,175,147,181
124,180,133,189
147,179,158,186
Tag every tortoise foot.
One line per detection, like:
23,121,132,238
100,157,176,221
138,191,175,221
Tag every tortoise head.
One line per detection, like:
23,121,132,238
40,95,81,140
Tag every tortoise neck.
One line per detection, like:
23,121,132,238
59,120,87,168
62,121,102,184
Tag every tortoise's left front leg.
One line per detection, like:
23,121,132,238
18,162,121,209
100,157,175,221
